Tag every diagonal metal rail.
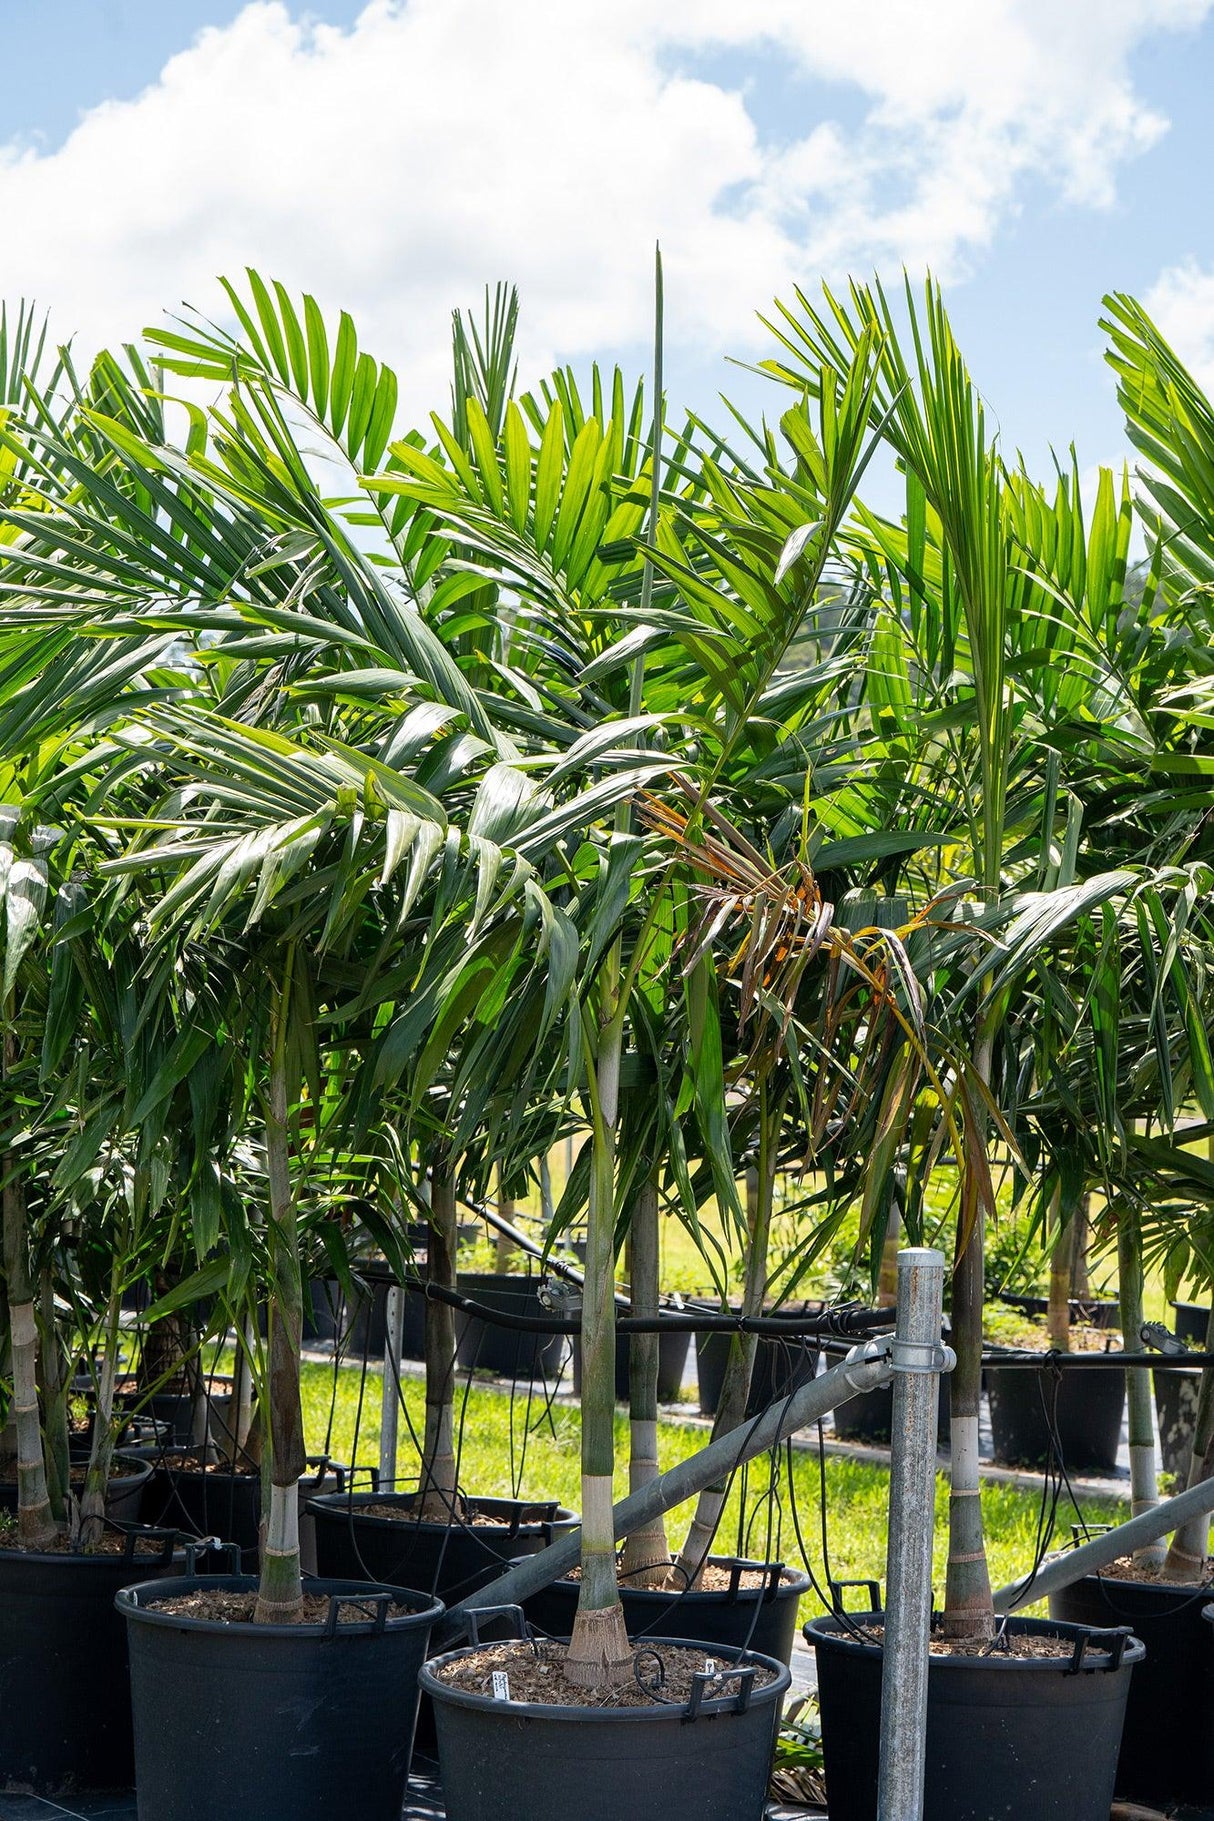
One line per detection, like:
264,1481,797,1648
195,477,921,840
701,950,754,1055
993,1473,1214,1612
441,1341,895,1629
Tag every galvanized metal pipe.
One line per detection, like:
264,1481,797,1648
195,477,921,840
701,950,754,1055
444,1342,894,1627
378,1284,405,1489
993,1470,1214,1611
878,1248,951,1821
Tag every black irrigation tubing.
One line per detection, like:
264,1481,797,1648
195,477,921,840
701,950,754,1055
395,1278,895,1338
982,1350,1214,1370
346,1281,1214,1363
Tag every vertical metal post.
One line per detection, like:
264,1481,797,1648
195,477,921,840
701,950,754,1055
379,1283,405,1490
877,1247,951,1821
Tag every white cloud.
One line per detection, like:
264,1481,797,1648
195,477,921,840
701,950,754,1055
0,0,1207,417
1143,260,1214,393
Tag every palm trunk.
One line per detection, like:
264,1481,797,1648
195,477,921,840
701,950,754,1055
254,973,306,1623
78,1253,124,1548
942,1018,995,1640
619,1174,668,1584
38,1263,69,1523
225,1318,258,1465
2,1007,55,1549
878,1197,901,1309
138,1265,192,1393
674,1084,779,1586
1163,1297,1214,1582
2,1162,55,1547
1071,1193,1091,1299
495,1164,515,1271
1118,1204,1164,1568
567,999,631,1687
1046,1183,1072,1352
419,1161,458,1516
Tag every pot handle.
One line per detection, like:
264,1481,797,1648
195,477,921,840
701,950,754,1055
829,1578,882,1615
323,1590,393,1638
1068,1523,1113,1548
182,1537,241,1575
303,1454,347,1493
723,1557,785,1605
538,1506,571,1545
458,1604,529,1647
685,1665,757,1718
115,1522,178,1566
1065,1625,1134,1674
344,1463,381,1492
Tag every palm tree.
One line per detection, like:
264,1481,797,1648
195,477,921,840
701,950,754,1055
760,277,1179,1637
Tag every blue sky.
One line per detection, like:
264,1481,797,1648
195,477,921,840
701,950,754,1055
4,0,1214,504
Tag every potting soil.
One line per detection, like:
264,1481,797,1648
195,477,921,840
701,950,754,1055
433,1637,779,1706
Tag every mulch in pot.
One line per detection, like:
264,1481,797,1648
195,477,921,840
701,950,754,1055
147,1588,417,1625
432,1637,778,1708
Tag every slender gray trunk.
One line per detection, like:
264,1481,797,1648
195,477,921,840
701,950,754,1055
1,1019,55,1547
675,1086,779,1585
78,1253,124,1548
1117,1205,1164,1568
942,1019,995,1640
567,1000,631,1686
38,1263,69,1522
254,973,305,1622
619,1174,668,1583
2,1184,55,1545
878,1199,900,1309
1046,1182,1072,1352
494,1163,514,1271
1071,1193,1091,1299
419,1162,458,1515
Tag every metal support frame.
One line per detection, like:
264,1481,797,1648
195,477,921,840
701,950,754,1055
877,1248,952,1821
378,1284,405,1490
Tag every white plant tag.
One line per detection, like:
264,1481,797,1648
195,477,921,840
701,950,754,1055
491,1671,511,1701
703,1658,718,1676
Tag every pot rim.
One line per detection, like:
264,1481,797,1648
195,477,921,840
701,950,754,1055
306,1489,577,1531
805,1610,1145,1671
1061,1566,1214,1598
421,1635,790,1721
115,1571,444,1637
2,1448,155,1497
151,1450,259,1481
539,1554,811,1602
0,1523,187,1571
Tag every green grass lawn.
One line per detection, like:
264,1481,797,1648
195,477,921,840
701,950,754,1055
297,1356,1127,1628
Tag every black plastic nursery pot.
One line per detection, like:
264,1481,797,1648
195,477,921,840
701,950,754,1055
0,1447,153,1524
695,1325,817,1420
305,1276,343,1342
138,1448,261,1565
523,1554,810,1664
999,1292,1121,1330
1171,1300,1210,1346
0,1524,186,1792
572,1325,691,1404
118,1573,444,1821
985,1353,1125,1474
1051,1569,1214,1807
1155,1364,1200,1482
421,1630,791,1821
135,1373,234,1448
807,1610,1143,1821
455,1271,567,1379
309,1488,578,1603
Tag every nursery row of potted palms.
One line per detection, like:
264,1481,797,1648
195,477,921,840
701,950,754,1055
0,264,1213,1819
